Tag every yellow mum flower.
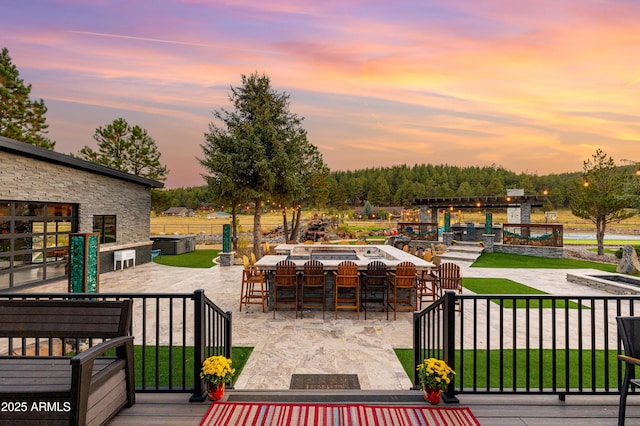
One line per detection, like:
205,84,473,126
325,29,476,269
200,355,235,385
417,358,455,391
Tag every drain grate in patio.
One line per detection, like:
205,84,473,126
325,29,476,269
290,374,361,390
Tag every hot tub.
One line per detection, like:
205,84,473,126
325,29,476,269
150,235,196,255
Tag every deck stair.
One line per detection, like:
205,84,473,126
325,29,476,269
440,241,484,263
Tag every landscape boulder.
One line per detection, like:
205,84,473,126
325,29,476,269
617,245,640,274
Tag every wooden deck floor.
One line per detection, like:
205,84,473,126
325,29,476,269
108,391,640,425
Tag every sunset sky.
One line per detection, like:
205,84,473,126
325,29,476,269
3,0,640,188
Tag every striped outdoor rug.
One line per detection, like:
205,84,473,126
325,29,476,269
200,402,481,426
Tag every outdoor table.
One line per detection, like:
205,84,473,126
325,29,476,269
253,244,434,312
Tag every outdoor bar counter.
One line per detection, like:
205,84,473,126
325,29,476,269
254,244,434,271
253,244,434,313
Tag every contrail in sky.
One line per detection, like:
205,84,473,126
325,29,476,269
68,30,209,47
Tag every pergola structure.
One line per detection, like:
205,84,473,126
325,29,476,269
404,194,562,251
412,195,548,224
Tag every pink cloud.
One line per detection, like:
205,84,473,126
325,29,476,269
3,0,640,187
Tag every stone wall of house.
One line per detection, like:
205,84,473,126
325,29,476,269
0,151,151,245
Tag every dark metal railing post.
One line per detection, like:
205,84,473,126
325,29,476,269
225,311,234,389
442,291,459,403
225,311,233,361
190,289,206,402
413,311,421,389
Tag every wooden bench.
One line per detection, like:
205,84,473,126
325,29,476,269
0,299,135,426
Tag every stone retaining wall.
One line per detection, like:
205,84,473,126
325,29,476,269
493,243,564,258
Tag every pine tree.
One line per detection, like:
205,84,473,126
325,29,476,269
79,118,168,181
363,200,373,218
570,149,638,255
199,73,324,254
0,47,55,149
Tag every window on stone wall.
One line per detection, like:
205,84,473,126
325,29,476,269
0,201,77,290
93,215,117,244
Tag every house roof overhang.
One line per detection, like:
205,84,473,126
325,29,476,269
0,136,164,189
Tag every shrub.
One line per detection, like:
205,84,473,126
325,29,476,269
614,246,640,259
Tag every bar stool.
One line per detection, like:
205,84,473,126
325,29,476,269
438,262,462,312
387,261,417,320
300,260,326,319
418,265,439,309
361,261,388,319
333,260,360,319
273,259,299,319
239,255,267,312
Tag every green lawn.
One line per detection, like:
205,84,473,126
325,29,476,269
471,252,618,272
366,236,387,242
395,348,414,380
462,278,582,309
134,345,252,388
587,247,620,255
153,249,221,268
395,348,621,389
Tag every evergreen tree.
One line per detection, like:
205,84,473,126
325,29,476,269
393,179,418,205
485,176,506,196
517,174,536,194
199,117,251,250
367,175,392,205
327,177,348,209
363,200,373,218
0,47,55,149
274,139,329,242
200,73,319,255
456,181,474,197
128,125,168,179
570,149,638,255
150,188,172,213
79,118,168,181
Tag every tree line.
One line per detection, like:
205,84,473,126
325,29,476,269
153,164,581,212
327,164,580,210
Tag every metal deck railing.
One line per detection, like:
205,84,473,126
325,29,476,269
0,289,231,401
414,291,640,401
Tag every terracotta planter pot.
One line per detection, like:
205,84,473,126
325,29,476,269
207,383,225,401
423,387,441,405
